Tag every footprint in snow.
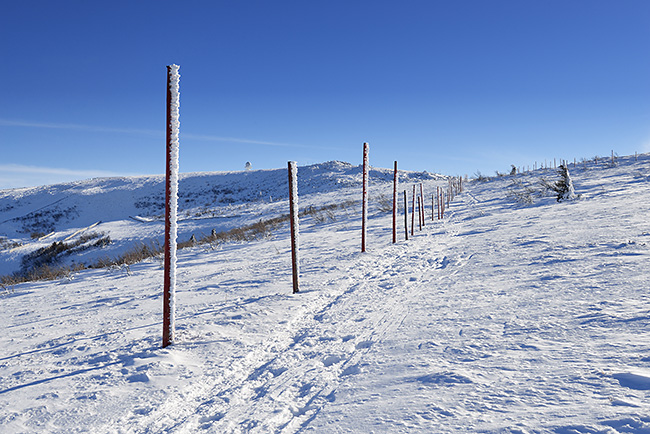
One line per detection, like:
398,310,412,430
355,340,373,350
378,281,394,289
323,355,343,367
415,371,473,385
126,372,150,383
340,363,362,376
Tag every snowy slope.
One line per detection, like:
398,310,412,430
0,161,442,276
1,156,650,433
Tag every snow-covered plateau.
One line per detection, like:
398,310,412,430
1,157,649,433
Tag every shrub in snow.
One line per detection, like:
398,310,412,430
507,179,537,205
555,164,577,202
473,171,490,182
376,193,393,213
541,164,577,202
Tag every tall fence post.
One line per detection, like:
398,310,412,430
411,184,416,236
163,64,180,349
419,183,425,227
404,190,409,241
442,191,446,218
392,161,397,244
444,186,451,210
361,142,369,253
288,161,300,294
417,195,422,231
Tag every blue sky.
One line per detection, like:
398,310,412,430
1,0,649,189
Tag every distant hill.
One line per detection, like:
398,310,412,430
0,161,443,276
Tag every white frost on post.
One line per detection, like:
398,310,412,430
289,161,299,254
166,64,180,340
361,142,369,252
392,161,398,243
288,161,300,293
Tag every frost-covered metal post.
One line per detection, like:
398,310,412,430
392,161,397,244
411,184,416,236
417,195,422,231
431,194,435,221
419,183,425,227
361,142,369,253
404,190,409,241
288,161,300,294
441,190,445,218
443,186,451,209
163,64,180,348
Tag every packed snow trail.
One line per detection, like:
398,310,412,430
159,242,427,432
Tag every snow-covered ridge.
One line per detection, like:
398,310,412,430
0,161,444,276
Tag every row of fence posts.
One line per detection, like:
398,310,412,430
159,65,645,347
512,150,631,175
391,160,463,244
284,143,464,300
160,65,464,347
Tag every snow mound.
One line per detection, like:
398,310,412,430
613,372,650,390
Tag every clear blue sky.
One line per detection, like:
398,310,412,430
1,0,649,189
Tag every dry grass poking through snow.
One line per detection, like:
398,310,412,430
0,201,357,288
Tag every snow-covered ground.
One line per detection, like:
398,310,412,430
1,156,650,433
0,161,440,277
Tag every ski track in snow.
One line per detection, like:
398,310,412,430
1,157,650,433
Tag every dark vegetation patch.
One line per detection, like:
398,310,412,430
16,206,79,235
0,201,356,289
0,237,22,251
19,232,111,273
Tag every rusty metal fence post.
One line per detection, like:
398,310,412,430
163,64,180,348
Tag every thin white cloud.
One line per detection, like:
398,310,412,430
0,118,340,150
183,133,340,150
0,118,160,137
0,164,138,190
0,164,128,177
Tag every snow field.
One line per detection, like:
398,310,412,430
1,156,650,433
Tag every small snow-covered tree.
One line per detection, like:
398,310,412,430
553,164,576,202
